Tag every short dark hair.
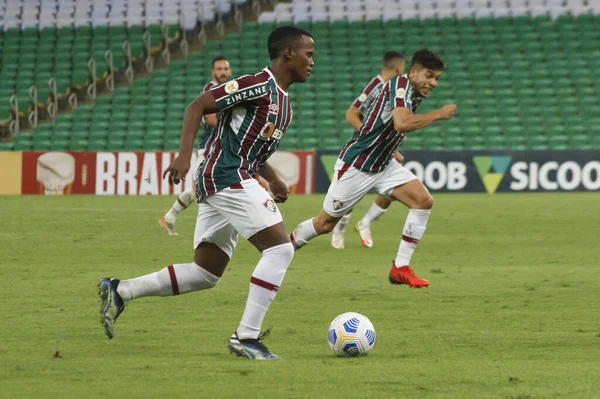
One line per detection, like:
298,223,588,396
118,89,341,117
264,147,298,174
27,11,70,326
410,49,444,70
212,56,228,68
267,26,313,60
382,51,405,69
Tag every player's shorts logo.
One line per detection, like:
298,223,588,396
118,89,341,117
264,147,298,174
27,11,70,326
263,198,277,212
224,80,239,94
396,88,406,99
332,199,344,210
358,93,368,103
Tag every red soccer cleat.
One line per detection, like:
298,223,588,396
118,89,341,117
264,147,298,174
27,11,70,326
389,263,429,288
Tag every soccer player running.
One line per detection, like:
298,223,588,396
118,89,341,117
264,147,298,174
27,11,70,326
331,51,406,249
99,26,315,360
290,49,456,288
159,56,232,235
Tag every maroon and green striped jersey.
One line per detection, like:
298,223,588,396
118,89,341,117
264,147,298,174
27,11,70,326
339,74,422,173
352,75,384,110
199,79,217,156
195,67,293,199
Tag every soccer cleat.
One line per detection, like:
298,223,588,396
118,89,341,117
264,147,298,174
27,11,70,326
227,329,280,360
330,232,345,249
389,263,429,288
159,215,178,236
355,221,373,248
98,278,125,339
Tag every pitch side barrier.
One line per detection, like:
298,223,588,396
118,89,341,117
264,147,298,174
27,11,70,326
1,150,598,195
0,150,315,195
314,150,600,194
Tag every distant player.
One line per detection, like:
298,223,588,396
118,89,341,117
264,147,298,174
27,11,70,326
99,26,315,360
290,49,456,288
331,51,406,249
159,56,232,235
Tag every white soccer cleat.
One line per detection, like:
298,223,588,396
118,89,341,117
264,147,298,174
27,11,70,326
355,222,373,248
331,232,345,249
159,215,178,236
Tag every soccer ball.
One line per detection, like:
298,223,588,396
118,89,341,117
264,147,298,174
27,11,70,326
327,312,376,357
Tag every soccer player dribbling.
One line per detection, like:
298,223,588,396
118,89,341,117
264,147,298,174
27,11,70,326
331,51,406,249
159,56,233,236
290,49,456,289
99,26,315,360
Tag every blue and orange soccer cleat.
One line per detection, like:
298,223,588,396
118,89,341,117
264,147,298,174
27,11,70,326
227,329,280,360
389,263,429,288
98,278,125,339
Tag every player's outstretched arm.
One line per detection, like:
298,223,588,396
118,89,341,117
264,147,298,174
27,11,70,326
345,105,363,131
392,104,456,133
258,162,289,203
164,91,219,185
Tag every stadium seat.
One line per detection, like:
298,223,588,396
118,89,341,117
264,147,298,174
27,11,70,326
2,1,598,152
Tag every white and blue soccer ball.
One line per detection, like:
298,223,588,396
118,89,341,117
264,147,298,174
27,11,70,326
327,312,376,357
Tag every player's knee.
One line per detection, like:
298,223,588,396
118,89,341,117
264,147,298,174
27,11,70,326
279,242,295,264
189,275,220,291
180,264,222,293
417,194,434,210
265,242,295,265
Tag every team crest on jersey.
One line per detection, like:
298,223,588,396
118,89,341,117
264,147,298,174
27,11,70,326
263,198,277,212
332,199,344,210
224,80,239,94
358,93,368,103
396,88,406,99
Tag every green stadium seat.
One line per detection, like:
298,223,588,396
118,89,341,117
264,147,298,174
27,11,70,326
0,141,15,151
2,15,594,154
50,140,69,150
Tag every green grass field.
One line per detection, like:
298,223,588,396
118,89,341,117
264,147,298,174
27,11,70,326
1,193,599,398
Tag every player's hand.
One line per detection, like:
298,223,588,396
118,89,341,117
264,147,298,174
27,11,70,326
163,155,190,185
269,179,290,203
437,104,457,120
393,151,405,163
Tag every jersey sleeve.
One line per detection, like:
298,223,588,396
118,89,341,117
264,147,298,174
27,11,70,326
211,75,269,111
351,79,380,109
202,81,215,94
390,76,410,109
357,85,382,114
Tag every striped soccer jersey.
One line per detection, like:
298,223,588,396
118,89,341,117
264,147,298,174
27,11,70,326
199,80,217,155
195,67,293,199
339,74,422,173
352,75,384,112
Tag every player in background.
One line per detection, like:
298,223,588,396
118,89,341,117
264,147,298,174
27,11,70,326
331,51,406,249
290,49,456,288
159,56,232,235
99,26,315,360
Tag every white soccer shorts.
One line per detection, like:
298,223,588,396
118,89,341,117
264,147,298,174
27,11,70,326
323,158,418,218
193,178,283,258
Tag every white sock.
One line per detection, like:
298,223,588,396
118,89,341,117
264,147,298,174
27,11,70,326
395,209,431,267
359,202,387,227
290,218,318,249
116,263,220,301
165,189,195,222
333,213,351,234
237,243,295,340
